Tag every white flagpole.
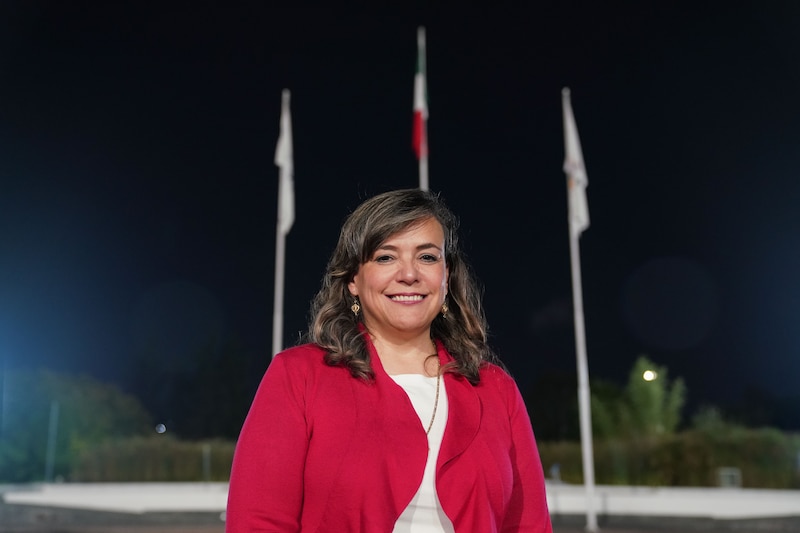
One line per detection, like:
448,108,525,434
272,214,287,358
562,87,598,533
272,89,294,358
417,26,429,191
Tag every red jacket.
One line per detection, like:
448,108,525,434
226,340,552,532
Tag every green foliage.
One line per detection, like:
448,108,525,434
0,369,152,482
71,435,235,482
589,379,624,440
691,404,734,433
591,354,686,439
538,428,800,489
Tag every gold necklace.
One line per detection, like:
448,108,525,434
425,343,441,435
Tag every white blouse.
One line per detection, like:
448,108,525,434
389,373,455,533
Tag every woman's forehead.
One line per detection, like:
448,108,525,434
379,218,444,245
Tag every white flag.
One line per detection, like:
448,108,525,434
275,89,295,235
562,88,589,236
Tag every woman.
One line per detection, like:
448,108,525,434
226,189,552,532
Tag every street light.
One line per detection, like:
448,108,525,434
642,369,658,382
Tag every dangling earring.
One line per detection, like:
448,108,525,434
440,301,448,318
351,298,361,316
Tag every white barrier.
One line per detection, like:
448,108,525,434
3,482,800,520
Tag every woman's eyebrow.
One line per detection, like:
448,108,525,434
376,243,442,252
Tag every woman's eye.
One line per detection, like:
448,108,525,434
420,254,439,262
374,255,394,263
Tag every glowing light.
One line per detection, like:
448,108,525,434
642,370,658,381
155,423,167,434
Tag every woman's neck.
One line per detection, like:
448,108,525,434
370,333,437,376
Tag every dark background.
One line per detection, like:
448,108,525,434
1,3,799,436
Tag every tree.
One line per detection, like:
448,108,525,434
592,355,686,439
626,355,686,436
0,369,152,482
590,379,626,440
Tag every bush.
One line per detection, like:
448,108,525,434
538,428,800,489
71,435,235,482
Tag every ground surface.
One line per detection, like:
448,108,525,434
1,504,799,533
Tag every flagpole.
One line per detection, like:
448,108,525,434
416,26,429,191
272,89,294,358
562,87,598,533
419,138,429,191
272,211,287,358
568,225,598,532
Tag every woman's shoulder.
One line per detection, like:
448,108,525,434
474,362,528,414
272,343,328,367
476,361,521,392
478,361,513,380
277,342,327,358
263,344,339,387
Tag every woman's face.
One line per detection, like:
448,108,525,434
348,217,448,340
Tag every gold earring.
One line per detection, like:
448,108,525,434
351,299,361,316
441,301,448,318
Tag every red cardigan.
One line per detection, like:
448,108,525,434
226,339,552,532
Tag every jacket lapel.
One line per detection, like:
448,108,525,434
436,341,480,467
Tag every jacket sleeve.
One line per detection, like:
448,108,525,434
226,352,308,532
501,376,553,533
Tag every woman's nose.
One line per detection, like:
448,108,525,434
397,260,419,283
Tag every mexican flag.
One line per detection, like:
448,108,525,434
412,27,427,160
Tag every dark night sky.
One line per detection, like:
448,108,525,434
1,4,799,427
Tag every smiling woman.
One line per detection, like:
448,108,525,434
347,217,448,374
225,188,553,532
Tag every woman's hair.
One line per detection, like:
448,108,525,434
303,188,497,384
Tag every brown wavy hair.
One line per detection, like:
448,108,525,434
302,188,498,384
